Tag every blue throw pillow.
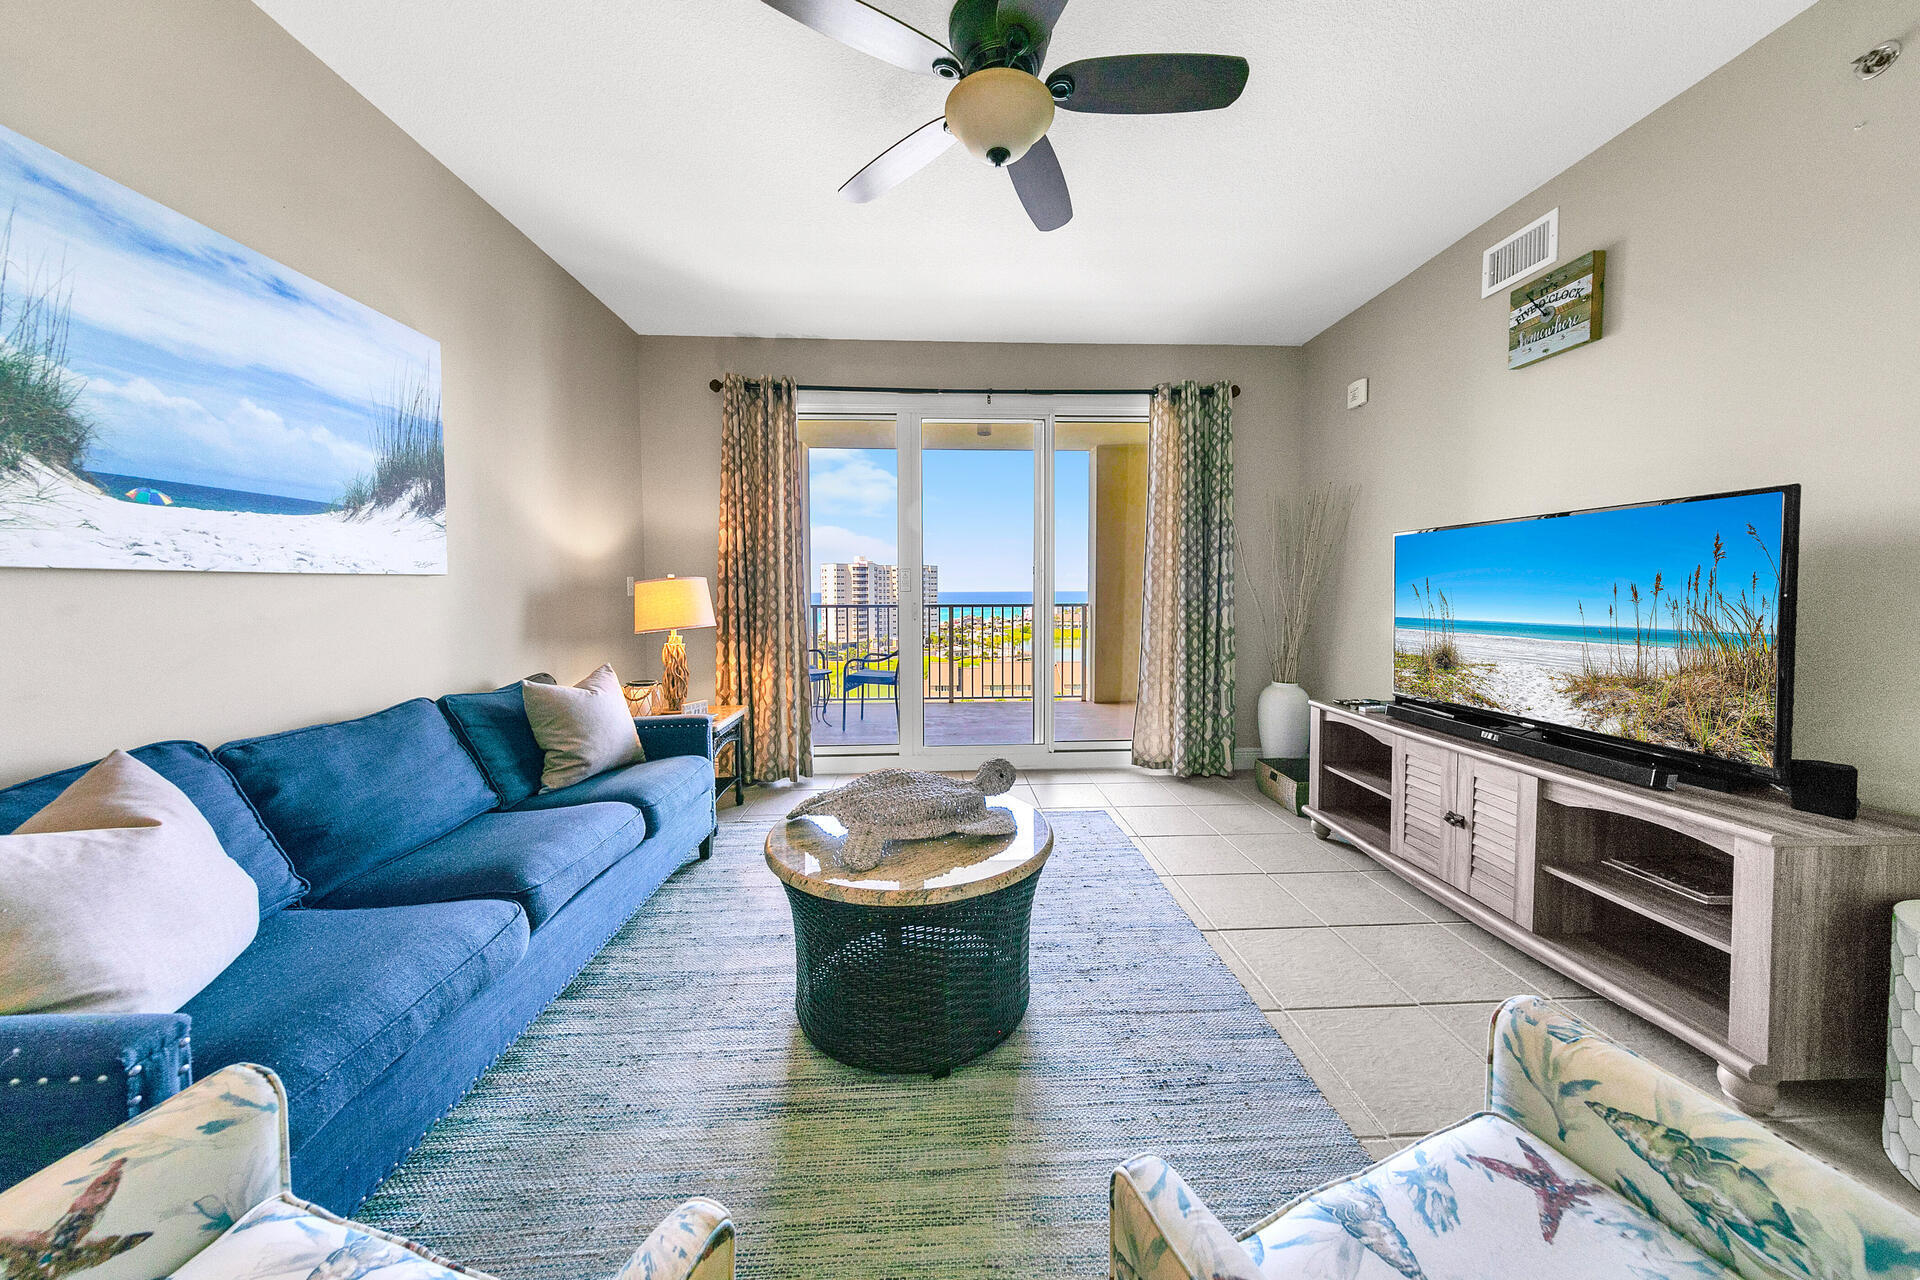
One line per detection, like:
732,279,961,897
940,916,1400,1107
0,740,307,916
437,675,554,810
216,699,500,899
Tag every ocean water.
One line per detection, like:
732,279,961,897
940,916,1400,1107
811,591,1089,605
85,471,336,516
1395,616,1772,648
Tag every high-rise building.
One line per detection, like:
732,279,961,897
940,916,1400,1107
818,558,938,645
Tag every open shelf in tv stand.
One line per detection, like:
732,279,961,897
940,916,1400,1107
1304,700,1920,1113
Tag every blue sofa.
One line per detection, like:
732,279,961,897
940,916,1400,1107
0,682,717,1212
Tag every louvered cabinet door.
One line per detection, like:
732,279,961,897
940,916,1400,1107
1390,740,1453,878
1458,760,1538,925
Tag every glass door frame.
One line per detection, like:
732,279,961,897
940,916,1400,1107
801,389,1149,772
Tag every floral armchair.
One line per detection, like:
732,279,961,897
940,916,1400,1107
0,1063,734,1280
1112,995,1920,1280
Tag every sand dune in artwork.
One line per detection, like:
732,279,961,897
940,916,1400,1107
0,460,445,574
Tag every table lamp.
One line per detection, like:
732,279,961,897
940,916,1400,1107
632,574,715,714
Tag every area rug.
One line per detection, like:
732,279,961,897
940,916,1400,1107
355,810,1367,1279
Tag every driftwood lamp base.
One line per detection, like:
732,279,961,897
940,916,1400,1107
658,630,690,713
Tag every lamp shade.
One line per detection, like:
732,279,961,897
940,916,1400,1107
944,67,1055,167
632,574,715,634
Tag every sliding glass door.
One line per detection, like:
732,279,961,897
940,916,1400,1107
922,418,1037,748
803,392,1147,768
1054,421,1149,747
800,417,899,748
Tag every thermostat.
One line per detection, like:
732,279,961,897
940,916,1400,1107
1346,378,1369,409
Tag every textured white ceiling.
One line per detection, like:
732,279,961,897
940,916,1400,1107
251,0,1812,345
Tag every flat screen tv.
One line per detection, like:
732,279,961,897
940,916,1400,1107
1393,484,1800,785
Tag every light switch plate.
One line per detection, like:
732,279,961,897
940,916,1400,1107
1346,377,1369,409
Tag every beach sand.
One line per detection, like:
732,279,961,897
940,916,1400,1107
0,459,445,574
1395,626,1679,732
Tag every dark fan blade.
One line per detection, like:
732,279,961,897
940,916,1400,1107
840,118,955,203
1003,0,1069,32
756,0,956,76
1048,54,1250,114
1009,136,1072,231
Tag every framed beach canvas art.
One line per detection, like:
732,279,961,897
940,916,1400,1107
1508,249,1604,370
0,122,444,573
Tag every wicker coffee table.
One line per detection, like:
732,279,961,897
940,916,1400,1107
765,796,1053,1077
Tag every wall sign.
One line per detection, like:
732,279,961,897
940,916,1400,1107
1509,250,1605,371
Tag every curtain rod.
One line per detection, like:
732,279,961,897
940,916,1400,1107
707,379,1240,399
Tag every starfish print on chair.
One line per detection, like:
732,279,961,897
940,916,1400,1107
0,1159,152,1280
1466,1137,1608,1243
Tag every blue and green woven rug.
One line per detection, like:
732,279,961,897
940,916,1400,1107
357,810,1366,1278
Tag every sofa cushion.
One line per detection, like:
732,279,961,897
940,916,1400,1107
513,754,713,838
0,740,306,916
1242,1112,1735,1280
521,664,644,792
314,804,645,931
216,699,500,899
181,898,528,1149
438,676,554,810
1,751,259,1015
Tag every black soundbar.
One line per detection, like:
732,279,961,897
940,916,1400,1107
1382,703,1679,790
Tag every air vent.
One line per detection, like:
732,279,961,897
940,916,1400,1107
1482,209,1559,298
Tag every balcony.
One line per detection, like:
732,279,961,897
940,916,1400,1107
811,603,1135,748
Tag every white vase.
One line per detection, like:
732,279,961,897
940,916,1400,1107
1257,681,1311,759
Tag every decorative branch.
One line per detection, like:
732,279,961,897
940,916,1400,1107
1239,482,1357,684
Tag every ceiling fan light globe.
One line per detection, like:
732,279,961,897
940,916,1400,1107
944,67,1055,166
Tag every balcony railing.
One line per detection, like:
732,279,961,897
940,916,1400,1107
810,603,1088,702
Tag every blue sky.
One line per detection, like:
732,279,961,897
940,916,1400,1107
1394,491,1787,626
0,123,438,501
808,446,1089,594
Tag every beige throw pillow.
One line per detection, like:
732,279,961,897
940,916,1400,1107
523,663,645,792
0,750,260,1015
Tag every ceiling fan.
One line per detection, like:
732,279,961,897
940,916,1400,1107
755,0,1251,231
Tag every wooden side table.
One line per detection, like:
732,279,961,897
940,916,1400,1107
708,704,746,806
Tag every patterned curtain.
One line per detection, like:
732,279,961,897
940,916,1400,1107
1133,381,1236,776
716,375,812,782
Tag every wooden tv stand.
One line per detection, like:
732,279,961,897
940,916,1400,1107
1304,700,1920,1112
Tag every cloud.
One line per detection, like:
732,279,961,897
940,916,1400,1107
0,126,437,414
86,375,201,414
810,524,897,571
809,452,896,517
84,375,376,500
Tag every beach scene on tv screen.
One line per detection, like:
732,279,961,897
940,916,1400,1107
1393,491,1786,769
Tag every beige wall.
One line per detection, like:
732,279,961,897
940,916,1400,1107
1298,0,1920,810
0,0,651,783
634,338,1304,750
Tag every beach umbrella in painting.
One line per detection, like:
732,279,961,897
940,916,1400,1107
124,487,173,506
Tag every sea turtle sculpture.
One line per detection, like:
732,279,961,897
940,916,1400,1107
787,759,1019,872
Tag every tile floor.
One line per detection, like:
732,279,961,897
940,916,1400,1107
722,764,1920,1210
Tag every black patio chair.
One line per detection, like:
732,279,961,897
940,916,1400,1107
842,648,899,729
808,647,833,721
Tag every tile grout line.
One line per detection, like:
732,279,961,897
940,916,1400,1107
1204,930,1369,1116
1258,1002,1393,1141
